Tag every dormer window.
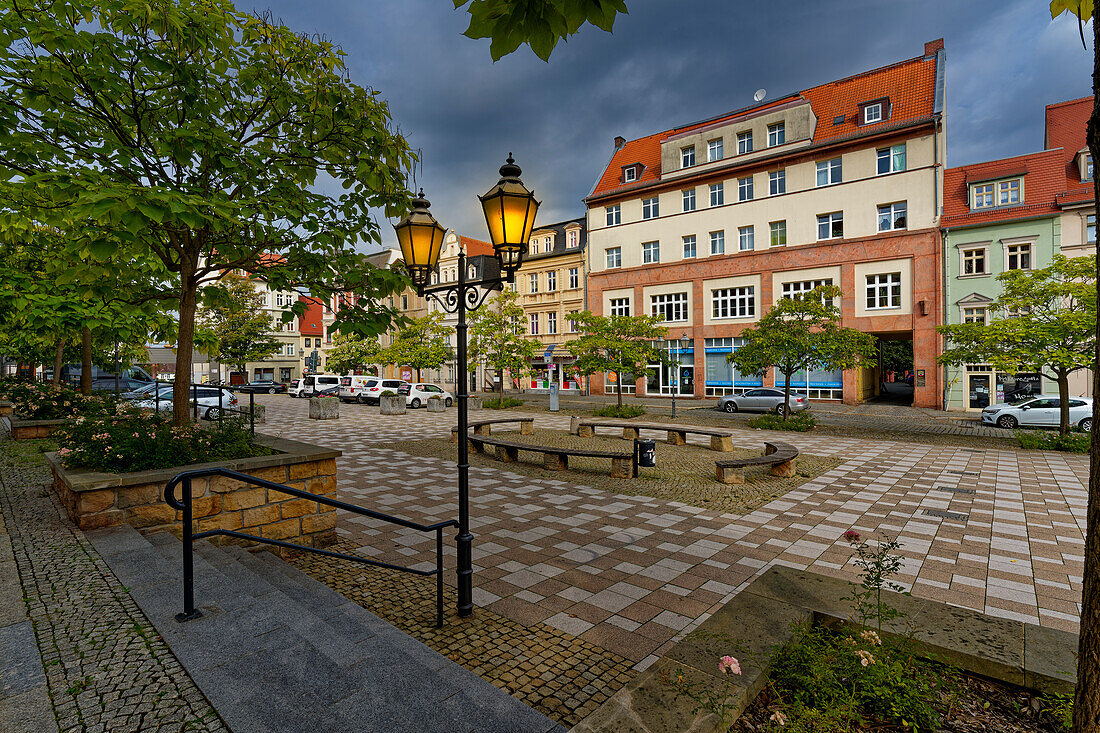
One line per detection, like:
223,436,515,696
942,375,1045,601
1082,152,1094,182
971,183,994,209
859,98,889,125
997,178,1021,205
623,165,638,183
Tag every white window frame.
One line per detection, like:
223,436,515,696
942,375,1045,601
605,204,621,226
683,235,696,258
568,312,579,333
529,313,539,334
863,102,883,124
650,292,689,323
997,178,1022,206
568,267,579,289
709,183,724,207
877,201,907,232
711,286,756,319
546,270,557,291
681,146,695,168
1004,240,1034,271
642,240,660,264
567,230,578,248
710,230,725,255
782,278,834,307
547,312,557,334
962,306,988,325
971,183,994,209
865,272,902,310
623,166,638,183
642,196,659,219
606,247,621,269
817,212,843,240
960,245,989,277
767,122,785,147
682,188,696,212
876,144,906,175
609,298,631,317
737,130,753,154
770,220,787,247
738,225,754,252
738,176,753,201
816,158,842,186
769,169,785,195
707,138,723,162
529,273,539,293
1088,213,1097,243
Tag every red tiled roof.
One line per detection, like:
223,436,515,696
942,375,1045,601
942,149,1065,227
589,45,940,200
297,296,324,336
1045,96,1091,190
458,235,494,257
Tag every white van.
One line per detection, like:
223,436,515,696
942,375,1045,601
338,375,378,403
291,374,341,398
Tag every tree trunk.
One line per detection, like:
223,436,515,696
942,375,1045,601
172,269,199,426
499,370,505,404
780,365,793,421
1075,15,1100,731
51,339,65,387
79,326,92,395
615,370,622,408
1057,370,1071,437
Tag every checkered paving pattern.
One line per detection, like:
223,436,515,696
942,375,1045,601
261,396,1087,671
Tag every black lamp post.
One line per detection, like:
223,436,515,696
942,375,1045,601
394,155,539,618
670,332,690,420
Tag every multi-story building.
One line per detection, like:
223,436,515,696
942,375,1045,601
1046,97,1096,258
516,217,587,391
298,296,324,376
584,40,947,407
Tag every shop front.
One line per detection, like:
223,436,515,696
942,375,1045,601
645,340,695,397
704,338,762,397
528,353,582,392
777,366,844,401
963,365,1041,410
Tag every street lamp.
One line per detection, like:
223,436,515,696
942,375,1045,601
395,154,539,619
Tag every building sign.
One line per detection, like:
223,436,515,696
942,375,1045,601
914,369,925,388
997,372,1040,403
401,369,412,381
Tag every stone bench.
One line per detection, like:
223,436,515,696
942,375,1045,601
450,417,534,442
575,419,735,451
715,441,798,484
466,435,632,478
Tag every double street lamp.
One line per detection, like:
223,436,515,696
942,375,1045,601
670,332,690,420
394,154,539,618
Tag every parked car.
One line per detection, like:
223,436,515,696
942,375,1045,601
122,382,163,400
316,385,341,397
981,395,1093,431
355,378,408,405
338,375,379,403
134,386,239,420
232,380,287,394
399,383,454,409
291,374,341,398
716,388,810,416
89,376,153,393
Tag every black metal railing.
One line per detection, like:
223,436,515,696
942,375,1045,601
163,467,457,627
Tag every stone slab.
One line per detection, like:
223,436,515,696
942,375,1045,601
1023,623,1078,695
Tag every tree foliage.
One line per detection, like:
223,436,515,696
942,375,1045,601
467,289,540,400
727,286,876,420
383,312,453,382
199,273,284,375
325,332,383,376
938,255,1096,435
456,0,629,61
570,311,667,407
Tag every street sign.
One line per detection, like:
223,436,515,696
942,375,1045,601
543,344,555,361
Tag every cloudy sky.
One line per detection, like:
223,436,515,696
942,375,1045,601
254,0,1093,249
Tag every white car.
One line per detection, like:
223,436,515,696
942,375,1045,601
291,374,341,398
136,386,239,420
338,375,378,403
981,395,1093,431
356,378,408,405
401,383,454,409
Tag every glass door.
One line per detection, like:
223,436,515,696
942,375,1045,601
967,374,991,409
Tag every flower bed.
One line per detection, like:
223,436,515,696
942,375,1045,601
3,380,120,420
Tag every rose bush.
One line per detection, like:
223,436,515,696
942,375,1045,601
4,381,123,420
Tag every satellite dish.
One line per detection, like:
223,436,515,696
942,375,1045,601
754,88,767,102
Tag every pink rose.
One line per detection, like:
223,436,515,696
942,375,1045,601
718,655,741,675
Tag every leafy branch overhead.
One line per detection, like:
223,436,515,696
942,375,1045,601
455,0,628,61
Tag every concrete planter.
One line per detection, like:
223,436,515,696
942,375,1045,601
467,396,483,410
426,396,446,412
379,395,406,415
3,416,65,440
308,396,339,420
45,434,342,548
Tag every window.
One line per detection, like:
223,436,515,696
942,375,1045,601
768,122,785,147
568,312,579,332
817,212,843,240
1006,242,1032,270
402,295,408,309
769,169,785,195
529,239,539,254
547,312,557,334
712,287,755,319
642,196,659,219
529,313,539,334
651,292,689,322
816,158,842,186
682,188,696,212
681,146,695,168
737,130,753,154
738,226,754,251
569,267,579,289
529,273,539,293
606,247,621,268
961,247,987,276
709,183,724,207
623,166,638,182
606,205,621,225
863,102,883,124
642,240,660,264
962,306,987,324
546,270,557,291
275,293,284,307
782,279,834,306
304,338,311,347
285,344,296,356
865,273,902,310
998,179,1021,205
877,202,907,232
683,235,697,258
609,298,630,317
770,220,787,246
1089,214,1096,242
877,144,906,174
738,176,753,201
972,184,994,209
568,230,578,248
710,230,725,255
1085,154,1094,182
708,138,723,162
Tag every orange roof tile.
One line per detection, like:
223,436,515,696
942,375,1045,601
589,44,940,200
297,296,324,336
1045,96,1092,191
942,149,1065,227
458,235,494,257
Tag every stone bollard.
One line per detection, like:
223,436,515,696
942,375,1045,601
308,396,340,420
467,396,483,410
379,395,406,415
427,396,446,412
249,404,267,424
569,416,583,435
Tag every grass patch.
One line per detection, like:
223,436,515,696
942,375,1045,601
747,411,817,432
482,397,524,409
0,438,58,467
1018,430,1090,453
593,404,646,418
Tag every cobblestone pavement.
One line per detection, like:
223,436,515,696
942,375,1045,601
0,436,227,733
262,395,1087,675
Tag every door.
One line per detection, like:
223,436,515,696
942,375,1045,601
1020,398,1058,426
740,389,765,410
967,375,991,410
679,366,694,396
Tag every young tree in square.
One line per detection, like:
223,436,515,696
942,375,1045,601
938,255,1096,437
570,311,668,408
0,0,415,424
325,332,383,376
199,273,284,377
726,285,876,420
467,289,540,402
383,312,453,382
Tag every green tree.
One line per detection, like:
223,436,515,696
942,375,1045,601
326,332,383,376
199,273,284,376
467,289,540,401
0,0,415,424
383,313,453,382
571,311,667,408
726,286,876,420
456,0,629,60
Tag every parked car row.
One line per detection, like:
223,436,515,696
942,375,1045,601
131,386,239,421
981,395,1093,431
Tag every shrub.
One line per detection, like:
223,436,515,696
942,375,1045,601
593,404,645,418
5,381,122,421
482,397,524,409
748,411,816,432
1018,430,1089,453
379,390,397,397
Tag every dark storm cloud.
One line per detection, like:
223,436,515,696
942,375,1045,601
252,0,1093,249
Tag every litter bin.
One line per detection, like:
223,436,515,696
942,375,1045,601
633,438,656,477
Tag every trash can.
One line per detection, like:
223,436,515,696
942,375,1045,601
634,438,656,477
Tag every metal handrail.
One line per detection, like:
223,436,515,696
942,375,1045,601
163,467,458,627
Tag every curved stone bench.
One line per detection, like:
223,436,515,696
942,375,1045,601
575,419,735,451
466,434,632,478
715,441,799,484
450,417,533,442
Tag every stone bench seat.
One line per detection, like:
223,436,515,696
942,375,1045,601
715,441,799,484
450,417,533,442
575,419,735,451
466,435,632,478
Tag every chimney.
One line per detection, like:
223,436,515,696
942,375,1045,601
613,135,626,150
924,38,943,57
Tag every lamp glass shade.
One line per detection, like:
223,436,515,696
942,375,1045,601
393,192,446,289
480,155,540,275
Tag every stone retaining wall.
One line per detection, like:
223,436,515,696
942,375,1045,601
46,434,342,549
2,416,65,440
0,400,12,417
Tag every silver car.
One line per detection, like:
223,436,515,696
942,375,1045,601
135,386,239,420
717,388,810,416
981,395,1093,431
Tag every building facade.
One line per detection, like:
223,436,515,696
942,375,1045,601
584,40,947,408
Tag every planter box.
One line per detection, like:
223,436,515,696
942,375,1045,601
308,396,339,420
426,396,447,413
379,395,406,415
0,401,12,417
3,416,65,440
46,434,342,549
467,396,483,410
